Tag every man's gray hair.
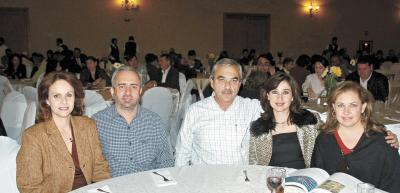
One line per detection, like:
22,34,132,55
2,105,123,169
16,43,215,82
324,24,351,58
111,65,141,87
210,58,243,80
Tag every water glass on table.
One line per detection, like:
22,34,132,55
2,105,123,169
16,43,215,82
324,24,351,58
267,168,286,193
357,183,375,193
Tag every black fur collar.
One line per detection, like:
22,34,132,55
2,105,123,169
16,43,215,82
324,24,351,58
250,109,317,137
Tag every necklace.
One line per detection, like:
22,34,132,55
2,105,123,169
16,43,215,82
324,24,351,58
58,128,73,142
274,121,288,126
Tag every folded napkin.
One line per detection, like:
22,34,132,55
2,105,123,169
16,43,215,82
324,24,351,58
151,170,178,187
87,185,112,193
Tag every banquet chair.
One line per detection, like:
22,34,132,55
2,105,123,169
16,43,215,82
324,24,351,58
390,64,400,80
169,79,196,148
179,72,186,93
0,75,14,109
387,79,400,105
21,102,37,135
142,87,174,129
142,87,174,152
380,61,393,71
0,136,20,193
22,86,38,104
35,72,45,88
84,90,108,117
0,91,27,142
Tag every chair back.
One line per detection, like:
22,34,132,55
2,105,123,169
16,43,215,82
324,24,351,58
0,91,27,142
179,72,186,93
0,76,14,109
142,87,173,129
390,64,400,80
21,102,37,135
381,61,393,70
84,90,108,117
36,72,45,88
0,136,20,193
22,86,38,104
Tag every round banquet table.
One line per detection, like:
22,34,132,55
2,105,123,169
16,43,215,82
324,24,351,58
70,165,295,193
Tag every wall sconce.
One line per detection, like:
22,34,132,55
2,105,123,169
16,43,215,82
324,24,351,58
122,0,139,11
308,1,320,17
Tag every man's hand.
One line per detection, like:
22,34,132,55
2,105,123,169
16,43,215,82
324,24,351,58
386,130,399,149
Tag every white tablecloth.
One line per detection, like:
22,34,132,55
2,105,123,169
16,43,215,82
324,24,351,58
70,165,296,193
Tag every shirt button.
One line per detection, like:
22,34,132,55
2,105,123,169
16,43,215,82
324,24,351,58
130,157,133,161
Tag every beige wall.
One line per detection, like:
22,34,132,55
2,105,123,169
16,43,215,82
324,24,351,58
1,0,400,61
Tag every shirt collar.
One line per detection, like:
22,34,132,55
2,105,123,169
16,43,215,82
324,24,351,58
360,72,373,83
210,92,239,111
109,104,143,122
163,66,171,73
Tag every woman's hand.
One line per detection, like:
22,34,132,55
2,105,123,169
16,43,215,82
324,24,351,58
93,78,102,86
307,88,316,99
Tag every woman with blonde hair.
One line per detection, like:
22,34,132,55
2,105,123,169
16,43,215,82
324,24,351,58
17,71,110,192
311,81,400,192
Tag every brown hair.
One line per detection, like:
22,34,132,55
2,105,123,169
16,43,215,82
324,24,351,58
37,71,85,122
260,73,302,124
320,81,385,134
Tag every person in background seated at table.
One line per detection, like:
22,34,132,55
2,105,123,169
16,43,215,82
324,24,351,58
145,53,160,81
249,73,322,169
125,55,149,85
239,70,269,100
4,54,27,79
175,58,262,166
302,55,329,99
17,71,111,192
346,55,388,102
311,81,400,192
92,66,174,177
80,56,111,88
150,53,180,91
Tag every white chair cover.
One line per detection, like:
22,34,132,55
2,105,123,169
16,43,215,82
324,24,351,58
178,72,186,93
21,102,37,134
84,90,108,117
22,86,38,104
380,61,393,71
36,72,45,88
390,65,400,80
0,75,14,109
0,91,27,142
142,87,173,130
142,87,174,153
169,79,196,148
0,136,20,193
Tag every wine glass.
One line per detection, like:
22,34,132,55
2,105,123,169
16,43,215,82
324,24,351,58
266,168,286,193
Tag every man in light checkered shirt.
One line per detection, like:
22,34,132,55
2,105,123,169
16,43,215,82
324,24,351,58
175,58,262,166
93,66,174,177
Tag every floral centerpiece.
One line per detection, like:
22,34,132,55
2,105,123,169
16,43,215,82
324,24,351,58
321,66,342,97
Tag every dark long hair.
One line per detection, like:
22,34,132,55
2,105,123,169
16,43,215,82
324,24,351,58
251,73,317,137
37,71,85,122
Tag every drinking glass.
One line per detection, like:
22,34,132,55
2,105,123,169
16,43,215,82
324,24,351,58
266,168,286,193
357,183,375,193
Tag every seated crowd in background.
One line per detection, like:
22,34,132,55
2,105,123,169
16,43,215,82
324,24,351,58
1,35,399,192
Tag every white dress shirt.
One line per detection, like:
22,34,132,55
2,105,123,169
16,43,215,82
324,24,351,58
161,66,171,83
175,95,262,166
360,73,372,90
302,73,325,97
